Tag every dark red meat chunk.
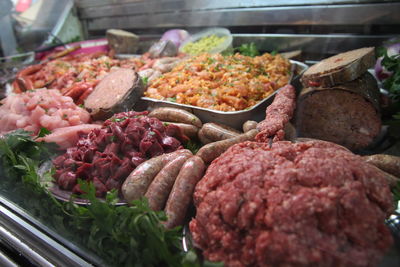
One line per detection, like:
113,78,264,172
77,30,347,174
53,111,183,197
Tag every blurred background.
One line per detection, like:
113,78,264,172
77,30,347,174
0,0,399,60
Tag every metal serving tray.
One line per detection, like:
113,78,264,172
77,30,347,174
138,60,308,129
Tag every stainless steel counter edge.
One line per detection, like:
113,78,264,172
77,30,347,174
0,196,97,267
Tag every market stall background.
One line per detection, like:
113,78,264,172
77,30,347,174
0,0,400,266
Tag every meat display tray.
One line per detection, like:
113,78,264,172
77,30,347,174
139,60,308,129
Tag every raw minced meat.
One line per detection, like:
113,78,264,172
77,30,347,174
0,89,90,134
190,140,393,267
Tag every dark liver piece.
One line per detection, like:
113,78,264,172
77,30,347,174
84,68,144,120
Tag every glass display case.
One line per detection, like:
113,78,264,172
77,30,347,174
0,0,400,266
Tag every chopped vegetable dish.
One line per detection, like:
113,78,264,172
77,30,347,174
145,53,291,111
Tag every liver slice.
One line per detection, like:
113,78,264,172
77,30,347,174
84,68,144,120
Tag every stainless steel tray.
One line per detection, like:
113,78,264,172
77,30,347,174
137,60,308,129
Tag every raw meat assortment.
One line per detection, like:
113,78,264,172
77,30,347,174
0,89,90,134
190,140,393,267
12,51,178,104
52,111,185,197
1,41,397,267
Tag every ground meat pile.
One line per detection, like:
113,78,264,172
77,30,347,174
53,111,185,197
190,140,393,267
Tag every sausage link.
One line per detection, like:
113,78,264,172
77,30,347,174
63,82,92,101
149,107,202,128
16,76,34,91
145,150,193,210
16,64,42,78
164,156,206,229
198,123,240,143
196,129,259,164
363,154,400,178
162,121,199,139
121,149,191,203
198,127,213,144
242,120,258,132
368,164,400,187
76,87,94,105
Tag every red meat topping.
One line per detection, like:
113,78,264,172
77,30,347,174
190,140,393,267
256,84,296,142
53,111,184,197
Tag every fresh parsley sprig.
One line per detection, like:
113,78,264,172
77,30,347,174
235,43,260,57
378,47,400,101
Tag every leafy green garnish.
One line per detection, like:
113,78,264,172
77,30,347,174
37,127,52,138
111,116,128,123
66,180,184,266
380,50,400,101
235,43,260,57
392,180,400,203
0,130,57,194
184,140,201,154
141,76,149,86
167,97,177,102
270,50,278,56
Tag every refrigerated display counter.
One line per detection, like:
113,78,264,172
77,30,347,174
0,0,400,266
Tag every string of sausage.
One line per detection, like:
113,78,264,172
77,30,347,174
255,84,296,144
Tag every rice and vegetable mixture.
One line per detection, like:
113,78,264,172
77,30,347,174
144,53,291,111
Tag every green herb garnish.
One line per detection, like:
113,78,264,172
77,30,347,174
184,140,201,154
379,48,400,101
235,43,260,57
270,50,278,56
392,180,400,203
111,116,128,123
37,127,52,138
167,97,177,102
141,76,149,86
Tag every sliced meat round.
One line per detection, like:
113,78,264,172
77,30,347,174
84,68,144,120
296,72,381,151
